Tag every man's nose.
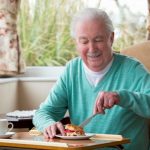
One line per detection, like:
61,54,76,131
89,42,96,52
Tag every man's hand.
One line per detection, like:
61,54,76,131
93,91,120,114
44,122,65,139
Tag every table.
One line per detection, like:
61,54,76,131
0,132,130,150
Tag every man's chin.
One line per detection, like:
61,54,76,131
88,65,102,72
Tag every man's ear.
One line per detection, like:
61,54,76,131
110,32,114,45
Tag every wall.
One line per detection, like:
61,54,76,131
18,80,55,110
0,79,18,114
0,67,64,114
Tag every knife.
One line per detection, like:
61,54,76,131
79,114,98,128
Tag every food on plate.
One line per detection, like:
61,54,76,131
64,124,85,136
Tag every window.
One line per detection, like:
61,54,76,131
18,0,147,66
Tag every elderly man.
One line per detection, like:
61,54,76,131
33,8,150,150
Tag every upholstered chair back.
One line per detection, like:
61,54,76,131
121,41,150,71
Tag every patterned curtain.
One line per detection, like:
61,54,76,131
147,0,150,40
0,0,25,77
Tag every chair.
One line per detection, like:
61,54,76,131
121,41,150,71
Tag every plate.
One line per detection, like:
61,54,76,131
0,132,15,139
55,133,95,140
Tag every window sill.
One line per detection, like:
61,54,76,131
0,66,65,83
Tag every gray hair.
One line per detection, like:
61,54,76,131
70,8,114,38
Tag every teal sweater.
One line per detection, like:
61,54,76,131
33,53,150,150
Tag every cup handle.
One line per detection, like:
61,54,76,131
8,122,14,132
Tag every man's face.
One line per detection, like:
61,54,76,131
75,19,114,72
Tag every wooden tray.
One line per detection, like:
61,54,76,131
0,132,130,150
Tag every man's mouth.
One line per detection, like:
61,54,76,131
87,52,102,58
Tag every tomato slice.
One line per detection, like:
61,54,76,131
64,129,75,133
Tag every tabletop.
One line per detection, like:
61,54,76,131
0,132,130,150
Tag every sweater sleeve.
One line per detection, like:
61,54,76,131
117,63,150,118
33,67,68,132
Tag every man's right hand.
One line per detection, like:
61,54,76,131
44,122,65,139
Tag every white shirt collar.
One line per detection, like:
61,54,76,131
83,57,114,76
83,57,114,86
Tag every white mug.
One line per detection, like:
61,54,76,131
0,119,13,135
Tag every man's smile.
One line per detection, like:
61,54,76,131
87,51,102,59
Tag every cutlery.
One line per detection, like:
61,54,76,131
79,114,98,128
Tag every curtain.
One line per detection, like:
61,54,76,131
0,0,25,77
147,0,150,40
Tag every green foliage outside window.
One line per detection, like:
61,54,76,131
18,0,147,66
